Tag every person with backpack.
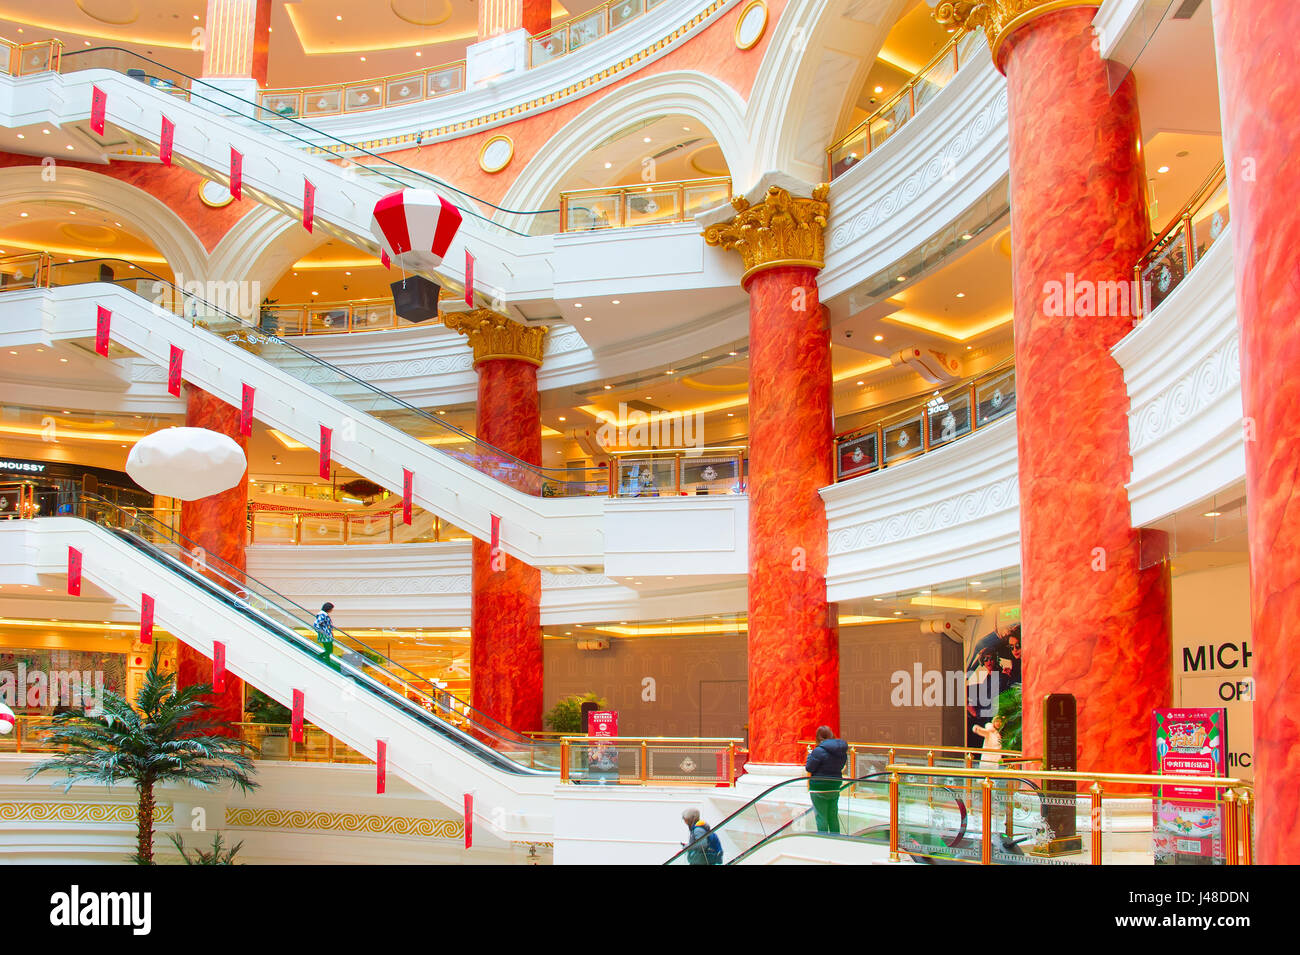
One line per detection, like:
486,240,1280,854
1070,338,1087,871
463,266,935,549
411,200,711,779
313,602,337,668
805,725,849,834
681,807,724,864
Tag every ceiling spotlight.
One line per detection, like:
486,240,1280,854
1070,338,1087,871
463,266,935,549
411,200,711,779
728,351,737,356
604,384,612,390
1157,165,1170,173
874,85,884,93
42,128,50,135
955,292,965,298
611,299,620,304
65,145,74,151
603,162,612,169
643,136,651,143
682,126,690,132
1204,510,1222,517
583,316,591,321
873,334,884,342
855,380,864,386
574,303,582,308
16,133,24,139
360,56,367,62
19,212,27,217
558,416,566,421
336,14,343,19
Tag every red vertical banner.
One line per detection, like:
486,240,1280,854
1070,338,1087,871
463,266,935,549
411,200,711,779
376,740,387,794
303,178,316,233
229,148,243,200
167,345,183,397
490,513,500,552
90,86,106,136
402,468,413,525
240,384,255,436
140,593,155,645
464,251,475,306
212,641,227,692
464,793,474,849
67,546,82,596
381,249,391,270
319,425,332,480
291,690,305,743
95,306,111,356
159,116,175,166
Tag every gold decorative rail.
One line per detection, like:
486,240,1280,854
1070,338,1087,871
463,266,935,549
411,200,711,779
559,735,743,785
1134,161,1228,316
0,36,62,76
559,176,731,232
529,0,671,67
826,30,979,180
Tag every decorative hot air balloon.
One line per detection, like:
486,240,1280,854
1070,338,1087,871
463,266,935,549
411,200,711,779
126,427,247,501
0,699,15,736
369,189,462,323
369,188,463,275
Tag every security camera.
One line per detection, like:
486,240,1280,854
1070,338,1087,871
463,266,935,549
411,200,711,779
845,329,853,339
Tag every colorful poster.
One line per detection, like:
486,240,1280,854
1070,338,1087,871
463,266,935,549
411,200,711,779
318,425,332,480
586,710,619,774
167,345,183,397
240,384,255,437
402,468,413,525
229,148,243,199
291,689,304,743
159,116,175,166
1152,707,1227,865
139,593,154,645
95,306,111,356
67,546,82,597
90,86,106,136
302,178,315,233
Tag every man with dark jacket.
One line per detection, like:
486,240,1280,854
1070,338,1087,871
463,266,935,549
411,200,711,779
805,726,849,834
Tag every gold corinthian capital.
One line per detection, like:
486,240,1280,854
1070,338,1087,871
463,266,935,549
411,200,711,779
702,183,830,288
933,0,1100,70
443,307,548,367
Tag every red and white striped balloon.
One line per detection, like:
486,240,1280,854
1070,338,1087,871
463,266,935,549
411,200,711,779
0,699,14,736
369,188,463,274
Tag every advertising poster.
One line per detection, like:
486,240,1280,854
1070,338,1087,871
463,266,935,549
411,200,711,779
965,607,1022,752
1151,707,1227,865
586,710,619,775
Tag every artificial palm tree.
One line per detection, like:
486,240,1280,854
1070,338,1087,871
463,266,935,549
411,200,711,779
28,650,259,864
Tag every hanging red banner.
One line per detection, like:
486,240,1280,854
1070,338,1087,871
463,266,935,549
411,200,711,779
140,593,154,645
464,251,474,306
319,425,332,480
159,116,175,166
490,513,500,552
303,179,315,233
240,384,254,436
167,345,183,396
292,689,305,743
376,740,387,794
402,468,413,525
213,641,227,692
229,148,243,200
67,546,82,596
95,306,111,357
464,793,473,849
90,86,106,136
381,249,391,270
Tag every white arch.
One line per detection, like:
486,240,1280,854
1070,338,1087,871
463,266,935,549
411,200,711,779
495,70,751,231
748,0,908,183
0,165,209,279
209,204,323,301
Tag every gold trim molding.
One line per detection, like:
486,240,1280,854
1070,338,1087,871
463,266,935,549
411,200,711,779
0,802,173,823
933,1,1102,71
702,184,830,288
443,307,549,367
225,807,464,838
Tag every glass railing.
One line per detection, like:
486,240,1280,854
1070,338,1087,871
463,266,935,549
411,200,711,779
1135,162,1228,315
887,763,1255,866
610,448,745,497
249,501,471,545
558,736,743,785
50,45,557,238
558,176,731,232
25,488,561,772
263,297,435,337
799,740,1037,778
834,358,1015,481
259,63,467,121
826,30,982,180
4,253,609,498
1,36,61,75
529,0,671,67
0,481,38,519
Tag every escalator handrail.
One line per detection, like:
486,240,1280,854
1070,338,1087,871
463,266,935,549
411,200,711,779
62,490,552,758
34,255,600,491
56,46,558,223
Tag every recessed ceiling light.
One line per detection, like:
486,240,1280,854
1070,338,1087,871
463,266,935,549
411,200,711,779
1157,165,1170,173
336,14,343,19
874,85,884,93
310,291,318,296
65,145,74,151
604,384,612,390
855,380,864,386
42,129,50,135
19,212,27,217
1204,511,1221,517
728,351,737,356
643,136,651,143
873,334,884,342
15,133,23,139
873,597,883,602
611,299,620,304
583,316,591,321
59,357,68,363
727,412,734,417
558,416,566,421
345,271,351,275
574,303,582,308
682,126,690,132
603,162,612,169
970,581,982,586
360,56,366,62
68,210,76,215
955,292,965,298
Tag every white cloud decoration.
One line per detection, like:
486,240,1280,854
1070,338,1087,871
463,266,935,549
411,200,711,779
126,427,247,501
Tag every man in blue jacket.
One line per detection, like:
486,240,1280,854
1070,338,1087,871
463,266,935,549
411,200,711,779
805,725,849,834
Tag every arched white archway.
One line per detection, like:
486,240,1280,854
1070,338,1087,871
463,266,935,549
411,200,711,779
0,165,208,279
496,70,752,231
209,205,323,303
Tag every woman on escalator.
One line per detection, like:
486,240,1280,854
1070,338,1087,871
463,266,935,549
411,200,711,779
805,726,848,834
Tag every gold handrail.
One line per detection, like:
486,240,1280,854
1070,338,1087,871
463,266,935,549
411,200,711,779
1133,160,1227,315
528,0,669,67
826,30,974,177
559,176,732,232
886,763,1248,788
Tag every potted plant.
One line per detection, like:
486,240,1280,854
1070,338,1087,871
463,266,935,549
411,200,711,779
543,692,608,735
244,687,292,758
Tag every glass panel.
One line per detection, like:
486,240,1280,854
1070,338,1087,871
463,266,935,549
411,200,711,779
837,430,879,479
568,12,607,51
302,88,344,117
530,32,567,66
344,82,384,111
18,42,57,75
870,96,913,149
385,73,425,106
913,55,956,113
615,456,677,497
608,0,645,30
260,92,301,119
1190,180,1230,262
251,511,297,544
684,181,731,215
926,389,972,448
829,128,869,180
300,515,345,544
625,187,680,226
883,414,924,465
427,65,464,96
678,455,740,496
566,192,622,230
1139,228,1190,312
975,367,1016,426
307,306,352,334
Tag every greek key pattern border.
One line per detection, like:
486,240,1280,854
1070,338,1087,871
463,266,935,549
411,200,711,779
225,807,464,839
0,802,174,824
1129,332,1241,453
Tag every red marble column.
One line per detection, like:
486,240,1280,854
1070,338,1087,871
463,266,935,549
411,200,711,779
999,6,1172,772
178,386,248,732
470,357,544,732
1210,0,1300,864
746,268,838,763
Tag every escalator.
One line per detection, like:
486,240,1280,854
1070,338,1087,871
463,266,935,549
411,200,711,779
1,256,616,566
6,490,562,839
665,771,1048,865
